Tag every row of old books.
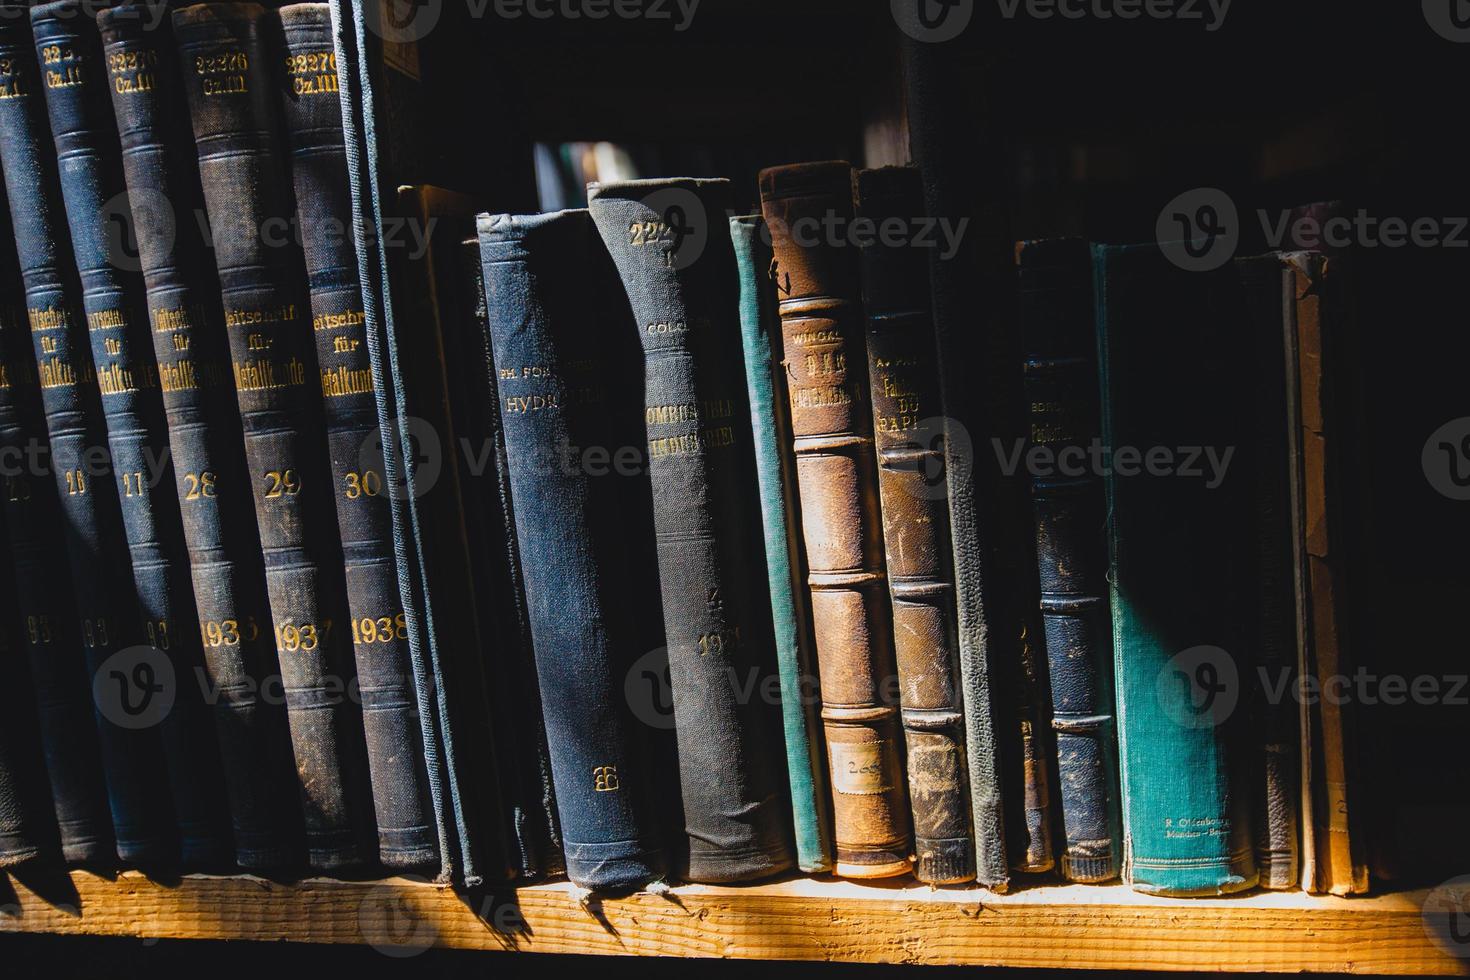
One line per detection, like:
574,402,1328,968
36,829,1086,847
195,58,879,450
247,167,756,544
0,0,1371,899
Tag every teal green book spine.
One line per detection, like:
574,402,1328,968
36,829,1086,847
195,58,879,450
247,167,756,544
729,215,833,874
1093,242,1257,897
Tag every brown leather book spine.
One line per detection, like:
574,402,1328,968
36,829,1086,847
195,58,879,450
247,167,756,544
760,161,912,879
1293,254,1368,896
855,166,974,885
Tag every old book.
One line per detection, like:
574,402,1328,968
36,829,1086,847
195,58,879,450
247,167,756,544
436,219,563,881
478,209,667,892
0,3,176,866
589,178,795,883
855,166,974,885
173,0,377,870
729,213,834,875
0,179,112,866
758,161,912,880
1094,242,1256,896
1236,254,1305,891
276,2,436,871
0,571,49,867
97,0,303,870
1016,238,1120,883
1286,252,1369,896
899,27,1011,889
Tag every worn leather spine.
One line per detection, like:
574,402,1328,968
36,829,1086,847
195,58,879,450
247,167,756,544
729,214,834,874
276,2,436,870
1236,254,1303,890
0,5,176,866
898,24,1010,889
758,161,912,879
1289,253,1368,896
97,1,303,870
478,209,666,892
1016,238,1121,883
1094,243,1257,896
0,185,113,866
441,227,563,880
34,0,247,868
173,0,376,870
589,179,796,884
855,167,974,885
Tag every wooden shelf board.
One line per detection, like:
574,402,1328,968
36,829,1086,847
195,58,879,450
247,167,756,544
0,871,1463,973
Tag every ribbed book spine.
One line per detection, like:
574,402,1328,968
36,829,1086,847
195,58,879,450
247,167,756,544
440,228,563,880
0,191,112,865
276,2,435,870
97,2,303,870
0,5,175,866
1016,238,1120,882
589,178,795,884
31,0,237,868
758,161,912,879
478,209,666,892
729,214,833,874
855,166,974,885
173,0,376,870
1094,242,1256,896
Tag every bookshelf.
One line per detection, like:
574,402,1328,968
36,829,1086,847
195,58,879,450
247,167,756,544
0,872,1463,973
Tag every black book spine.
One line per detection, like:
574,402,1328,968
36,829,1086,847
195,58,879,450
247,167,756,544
172,0,376,869
97,2,304,870
275,1,435,870
0,567,50,867
588,178,795,884
478,209,666,892
0,186,113,866
441,229,563,880
30,0,234,868
0,3,175,866
1016,238,1121,882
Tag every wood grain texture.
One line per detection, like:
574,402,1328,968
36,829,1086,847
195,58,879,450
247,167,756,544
0,871,1463,973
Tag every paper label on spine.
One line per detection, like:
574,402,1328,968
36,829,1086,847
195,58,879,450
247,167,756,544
830,741,892,796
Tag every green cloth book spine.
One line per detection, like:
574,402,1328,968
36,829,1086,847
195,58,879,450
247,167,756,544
1094,242,1257,897
729,214,832,874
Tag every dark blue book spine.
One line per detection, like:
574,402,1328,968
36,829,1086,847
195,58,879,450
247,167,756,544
97,2,304,870
0,3,175,866
588,179,794,884
0,185,113,866
478,209,665,892
276,1,435,870
173,0,376,870
29,0,233,868
0,567,50,867
1016,238,1121,883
